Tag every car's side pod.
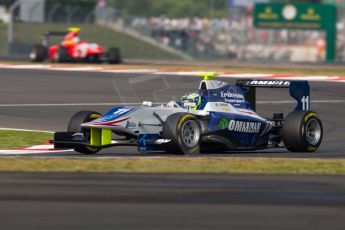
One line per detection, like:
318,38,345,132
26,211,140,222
236,79,310,112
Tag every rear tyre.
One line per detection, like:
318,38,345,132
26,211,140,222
283,111,323,152
67,111,102,154
107,47,121,64
30,44,47,62
54,46,69,63
162,113,201,155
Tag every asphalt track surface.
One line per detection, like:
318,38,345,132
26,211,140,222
0,68,344,158
1,172,345,230
1,68,345,229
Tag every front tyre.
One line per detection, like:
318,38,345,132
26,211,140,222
162,113,201,155
283,111,323,152
30,44,47,62
67,111,102,154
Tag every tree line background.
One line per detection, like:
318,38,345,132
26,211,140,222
0,0,327,18
0,0,229,17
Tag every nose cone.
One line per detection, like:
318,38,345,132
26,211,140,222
82,117,130,128
82,106,135,128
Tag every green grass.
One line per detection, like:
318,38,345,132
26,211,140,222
0,22,180,60
0,157,345,175
0,130,344,175
0,130,52,149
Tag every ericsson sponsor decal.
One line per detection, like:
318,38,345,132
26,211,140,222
228,120,261,133
220,92,245,104
220,92,244,98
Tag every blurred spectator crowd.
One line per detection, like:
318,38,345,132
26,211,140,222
127,13,344,61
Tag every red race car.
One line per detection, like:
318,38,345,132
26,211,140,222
30,28,121,64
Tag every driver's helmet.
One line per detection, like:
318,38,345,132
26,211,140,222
64,30,80,44
180,92,202,110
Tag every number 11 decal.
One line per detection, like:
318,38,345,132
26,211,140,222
301,96,309,111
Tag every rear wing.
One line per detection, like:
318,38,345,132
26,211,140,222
41,31,68,46
236,79,310,111
43,31,68,37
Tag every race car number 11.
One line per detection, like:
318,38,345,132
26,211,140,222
301,96,310,111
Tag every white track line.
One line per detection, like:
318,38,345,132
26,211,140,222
0,150,48,155
1,63,345,83
23,144,54,150
102,69,156,73
0,127,53,133
0,149,73,155
270,75,342,81
0,100,344,107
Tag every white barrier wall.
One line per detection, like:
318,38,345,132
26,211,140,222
20,0,45,23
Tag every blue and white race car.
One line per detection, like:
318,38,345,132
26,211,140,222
54,74,323,155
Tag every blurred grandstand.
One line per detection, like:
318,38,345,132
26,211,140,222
1,0,345,62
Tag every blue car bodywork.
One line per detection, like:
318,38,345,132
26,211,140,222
54,78,314,154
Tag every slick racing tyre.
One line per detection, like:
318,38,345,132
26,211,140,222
162,113,201,155
283,111,323,152
30,44,47,62
67,111,102,154
54,46,69,62
107,47,121,64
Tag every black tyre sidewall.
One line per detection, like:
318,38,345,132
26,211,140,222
162,113,201,155
31,45,47,62
67,111,102,154
108,47,121,64
283,111,323,152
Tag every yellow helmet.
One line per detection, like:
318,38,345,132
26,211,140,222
180,92,202,110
